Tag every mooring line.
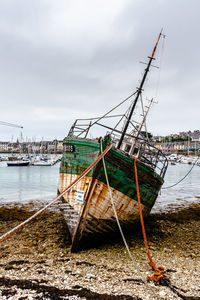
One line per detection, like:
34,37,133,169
100,140,161,300
0,142,112,243
162,156,199,189
100,140,143,279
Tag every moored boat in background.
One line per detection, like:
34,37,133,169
31,154,60,166
7,160,30,166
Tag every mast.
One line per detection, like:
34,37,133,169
117,30,163,149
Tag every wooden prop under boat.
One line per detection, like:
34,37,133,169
58,31,168,252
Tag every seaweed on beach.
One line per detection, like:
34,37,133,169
0,276,142,300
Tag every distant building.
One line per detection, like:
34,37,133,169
57,141,63,152
0,141,10,152
0,139,64,153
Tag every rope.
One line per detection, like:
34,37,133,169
100,140,144,279
134,157,166,282
0,142,112,243
162,156,199,189
100,140,162,299
134,157,198,299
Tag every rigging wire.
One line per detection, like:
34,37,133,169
100,139,160,299
100,139,143,278
162,156,199,189
76,91,137,137
111,107,129,136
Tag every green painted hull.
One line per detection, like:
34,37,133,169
58,136,164,251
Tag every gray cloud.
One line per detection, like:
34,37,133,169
0,0,200,141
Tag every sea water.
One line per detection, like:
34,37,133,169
0,160,200,212
153,163,200,213
0,160,60,204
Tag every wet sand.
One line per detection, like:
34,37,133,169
0,201,199,300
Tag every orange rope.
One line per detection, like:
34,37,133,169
134,157,166,281
0,143,112,244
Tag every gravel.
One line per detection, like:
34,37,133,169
0,201,199,300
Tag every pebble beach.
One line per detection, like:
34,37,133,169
0,201,199,300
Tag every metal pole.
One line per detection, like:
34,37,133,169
117,30,163,149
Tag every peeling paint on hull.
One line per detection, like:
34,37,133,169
58,174,151,251
58,137,163,251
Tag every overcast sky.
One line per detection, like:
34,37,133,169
0,0,199,141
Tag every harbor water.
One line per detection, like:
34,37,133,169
0,160,200,212
0,160,60,204
153,162,200,213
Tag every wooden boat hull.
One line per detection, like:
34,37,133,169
58,137,164,251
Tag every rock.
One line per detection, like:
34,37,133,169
190,253,196,258
159,289,167,298
20,247,32,255
0,201,200,299
173,249,180,255
86,273,96,279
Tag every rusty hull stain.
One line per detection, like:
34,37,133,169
59,171,149,250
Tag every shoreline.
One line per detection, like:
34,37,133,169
0,201,199,299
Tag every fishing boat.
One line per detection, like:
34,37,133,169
7,160,30,166
32,155,59,166
33,159,55,166
58,31,168,252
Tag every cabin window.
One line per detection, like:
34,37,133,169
133,148,139,155
125,144,131,153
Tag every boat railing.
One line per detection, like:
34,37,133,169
68,114,126,138
105,132,168,178
68,121,168,178
68,119,91,138
138,142,168,178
